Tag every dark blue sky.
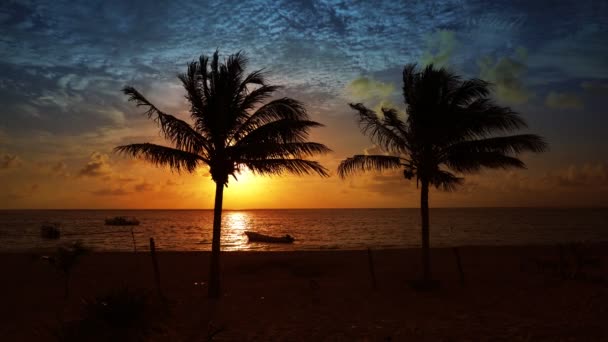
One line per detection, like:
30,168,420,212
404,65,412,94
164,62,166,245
1,0,607,208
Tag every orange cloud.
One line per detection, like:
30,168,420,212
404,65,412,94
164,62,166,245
78,152,112,177
1,153,22,170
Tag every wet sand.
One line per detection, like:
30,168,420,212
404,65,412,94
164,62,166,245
1,245,607,341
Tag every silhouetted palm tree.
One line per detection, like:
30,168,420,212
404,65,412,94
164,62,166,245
116,51,330,298
338,64,547,288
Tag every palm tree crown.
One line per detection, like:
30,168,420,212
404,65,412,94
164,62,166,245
338,63,547,189
117,51,330,184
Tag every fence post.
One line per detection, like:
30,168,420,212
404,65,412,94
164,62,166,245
131,228,137,253
453,247,465,285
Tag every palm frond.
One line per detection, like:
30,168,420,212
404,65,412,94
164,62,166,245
349,103,408,153
457,99,528,137
244,159,329,177
381,107,409,137
232,142,331,160
445,151,526,172
237,69,267,96
449,78,491,107
237,119,322,146
238,85,281,113
429,169,463,192
226,51,246,80
231,98,309,145
114,143,204,173
446,134,548,157
337,154,402,179
122,86,210,155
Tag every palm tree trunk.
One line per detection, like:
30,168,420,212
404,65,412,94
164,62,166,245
208,181,224,298
420,178,431,283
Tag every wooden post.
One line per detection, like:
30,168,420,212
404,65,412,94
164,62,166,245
453,247,465,285
367,247,377,290
149,238,162,297
131,228,137,253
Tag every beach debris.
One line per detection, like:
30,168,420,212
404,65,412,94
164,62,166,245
105,216,140,226
43,241,89,299
40,222,61,239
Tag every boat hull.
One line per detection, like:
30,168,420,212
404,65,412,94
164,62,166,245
245,231,295,244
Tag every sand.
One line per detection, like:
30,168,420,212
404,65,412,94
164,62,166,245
1,244,607,341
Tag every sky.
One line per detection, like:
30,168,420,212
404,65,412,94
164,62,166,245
1,0,607,209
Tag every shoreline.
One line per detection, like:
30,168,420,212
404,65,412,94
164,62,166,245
4,240,608,254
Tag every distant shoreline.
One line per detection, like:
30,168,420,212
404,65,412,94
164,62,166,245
5,242,608,255
1,207,607,211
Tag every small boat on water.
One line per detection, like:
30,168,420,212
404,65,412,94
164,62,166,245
245,231,295,244
105,216,140,226
40,222,61,239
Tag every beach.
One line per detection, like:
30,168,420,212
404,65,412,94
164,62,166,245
1,245,607,341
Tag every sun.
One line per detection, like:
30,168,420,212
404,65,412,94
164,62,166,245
232,167,253,184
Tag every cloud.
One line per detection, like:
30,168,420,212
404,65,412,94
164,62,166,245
346,77,395,103
0,153,22,170
164,179,184,188
545,92,584,110
363,171,412,195
115,176,137,183
2,183,40,200
40,160,70,177
78,152,112,177
134,181,155,192
91,187,130,196
550,162,608,188
345,77,401,116
581,81,608,95
420,30,457,68
363,145,386,155
528,26,608,80
478,48,532,105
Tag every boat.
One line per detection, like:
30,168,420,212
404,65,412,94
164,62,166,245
245,231,295,243
105,216,140,226
40,222,61,239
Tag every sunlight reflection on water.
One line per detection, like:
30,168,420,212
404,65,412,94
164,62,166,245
223,211,251,250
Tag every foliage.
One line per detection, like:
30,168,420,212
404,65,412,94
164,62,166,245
54,288,167,342
116,50,330,184
47,241,89,276
338,63,547,190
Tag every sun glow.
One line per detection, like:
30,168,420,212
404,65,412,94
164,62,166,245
221,167,276,209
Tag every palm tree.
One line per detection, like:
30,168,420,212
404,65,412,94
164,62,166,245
116,51,330,298
338,64,547,288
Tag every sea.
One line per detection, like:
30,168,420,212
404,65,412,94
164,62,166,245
0,208,607,252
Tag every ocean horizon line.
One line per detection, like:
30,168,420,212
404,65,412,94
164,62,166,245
1,206,606,211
